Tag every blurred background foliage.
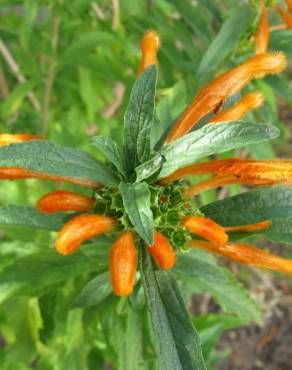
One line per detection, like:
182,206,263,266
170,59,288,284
0,0,292,369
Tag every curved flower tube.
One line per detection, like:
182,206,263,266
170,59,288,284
182,216,228,246
148,232,176,269
188,240,292,275
285,0,292,13
164,52,286,144
37,190,95,213
255,0,270,54
0,133,42,147
56,214,117,255
208,92,264,124
110,231,137,296
274,5,292,28
138,30,160,75
0,167,99,188
224,220,271,233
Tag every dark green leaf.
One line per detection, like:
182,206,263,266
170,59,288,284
0,251,96,303
120,182,154,245
0,140,119,187
265,75,292,105
197,6,254,77
174,250,261,322
0,205,65,231
168,0,213,43
91,136,126,177
262,218,292,244
123,66,157,172
201,187,292,226
139,121,279,180
74,272,112,308
140,246,206,370
270,29,292,57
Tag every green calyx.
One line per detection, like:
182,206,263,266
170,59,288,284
93,182,202,249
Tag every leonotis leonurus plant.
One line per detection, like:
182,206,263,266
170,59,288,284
1,29,292,368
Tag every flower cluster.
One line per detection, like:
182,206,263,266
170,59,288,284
0,27,292,297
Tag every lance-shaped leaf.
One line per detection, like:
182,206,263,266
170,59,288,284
261,218,292,244
138,121,279,180
0,140,119,187
0,251,97,303
197,6,254,77
0,205,66,231
91,136,126,177
120,182,154,245
123,66,157,172
140,246,206,370
201,187,292,226
74,272,112,307
174,250,261,323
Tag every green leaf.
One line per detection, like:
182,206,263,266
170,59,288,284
119,306,143,370
0,140,119,187
168,0,213,43
91,136,126,177
174,250,261,323
135,154,165,182
120,182,154,245
265,75,292,105
123,66,157,172
197,6,254,77
0,205,65,231
140,246,206,370
1,80,36,118
74,272,112,307
270,29,292,57
139,121,279,180
201,186,292,227
262,218,292,244
0,251,96,303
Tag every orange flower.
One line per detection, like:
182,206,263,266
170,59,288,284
224,220,271,233
285,0,292,13
148,232,176,269
0,133,41,147
138,30,160,75
182,216,228,246
110,231,137,296
255,0,270,54
56,214,117,255
188,240,292,275
37,190,95,213
208,92,264,124
164,52,286,144
0,167,99,188
274,5,292,28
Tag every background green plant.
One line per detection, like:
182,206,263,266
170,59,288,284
0,1,292,369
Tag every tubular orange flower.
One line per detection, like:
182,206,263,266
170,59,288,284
160,159,238,184
0,167,100,188
148,231,176,269
255,0,270,54
224,220,272,233
56,214,117,255
274,5,292,28
37,190,95,213
285,0,292,13
138,30,161,75
164,52,287,144
188,240,292,275
163,159,292,197
183,175,242,198
0,133,41,147
110,231,137,296
182,216,228,246
208,92,264,124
